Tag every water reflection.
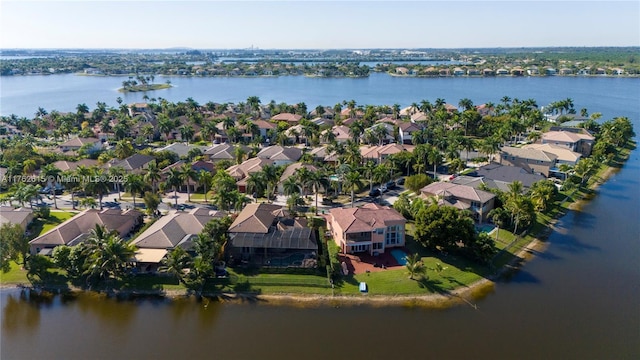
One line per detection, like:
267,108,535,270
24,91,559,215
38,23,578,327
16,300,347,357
1,289,50,335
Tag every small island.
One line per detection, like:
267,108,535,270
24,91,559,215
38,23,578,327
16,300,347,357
119,76,172,93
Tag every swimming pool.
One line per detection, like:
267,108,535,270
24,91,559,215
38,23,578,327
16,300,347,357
476,224,496,234
390,249,408,266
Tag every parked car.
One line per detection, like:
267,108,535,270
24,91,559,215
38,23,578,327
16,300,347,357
369,188,381,197
396,177,405,185
386,181,397,190
379,184,388,193
449,174,458,181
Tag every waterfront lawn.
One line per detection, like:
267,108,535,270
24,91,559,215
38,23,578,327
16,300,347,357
0,261,29,284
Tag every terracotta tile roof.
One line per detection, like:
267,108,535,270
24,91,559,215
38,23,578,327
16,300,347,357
271,113,302,123
329,203,406,234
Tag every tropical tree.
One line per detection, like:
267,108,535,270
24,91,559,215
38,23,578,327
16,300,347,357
180,164,198,202
142,191,161,217
343,169,363,208
405,253,425,280
197,170,214,203
83,224,136,285
165,167,183,207
124,173,145,208
85,169,110,210
114,139,135,159
143,160,162,194
40,164,61,209
306,170,329,215
159,247,192,286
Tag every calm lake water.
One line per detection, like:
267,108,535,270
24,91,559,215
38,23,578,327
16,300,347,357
1,74,639,359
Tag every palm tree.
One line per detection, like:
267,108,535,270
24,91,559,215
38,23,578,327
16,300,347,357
124,173,145,208
83,224,136,285
159,247,192,286
114,139,134,159
180,164,198,203
108,166,126,200
260,164,280,202
405,253,425,280
40,164,61,209
306,170,329,215
197,170,213,203
343,169,363,208
282,176,301,196
363,161,377,192
201,121,219,145
165,167,183,207
427,146,443,178
144,161,162,194
86,169,110,210
180,125,194,144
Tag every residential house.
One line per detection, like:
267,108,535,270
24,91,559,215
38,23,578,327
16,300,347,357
155,143,209,158
130,208,224,272
420,182,496,223
29,208,142,255
204,143,250,163
410,111,428,123
59,137,102,154
108,154,155,173
277,162,318,194
467,68,481,76
471,163,546,189
496,68,509,76
253,119,276,139
308,146,338,165
227,157,275,193
161,160,215,191
361,143,415,164
362,122,395,145
483,68,495,76
271,113,302,125
256,146,302,166
128,103,153,117
227,203,317,265
53,159,100,172
541,130,595,156
322,125,352,144
0,207,34,231
523,144,582,166
377,118,421,144
327,203,406,255
498,146,558,177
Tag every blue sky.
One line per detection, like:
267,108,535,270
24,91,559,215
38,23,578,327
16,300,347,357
1,1,639,49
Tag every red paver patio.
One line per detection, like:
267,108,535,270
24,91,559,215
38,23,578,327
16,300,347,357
338,248,408,275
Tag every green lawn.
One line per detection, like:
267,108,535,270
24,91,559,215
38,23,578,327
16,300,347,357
28,211,77,239
0,261,29,284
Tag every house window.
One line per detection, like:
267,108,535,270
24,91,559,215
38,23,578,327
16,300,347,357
385,225,403,246
375,228,384,234
373,243,383,250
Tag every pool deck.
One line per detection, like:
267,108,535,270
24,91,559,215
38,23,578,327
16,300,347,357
338,249,407,275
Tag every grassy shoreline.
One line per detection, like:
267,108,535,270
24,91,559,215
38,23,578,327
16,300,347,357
118,83,172,93
1,141,634,307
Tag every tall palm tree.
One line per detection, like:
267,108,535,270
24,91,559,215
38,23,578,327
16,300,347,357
86,168,110,210
427,146,443,178
260,164,280,202
40,164,61,209
165,167,183,207
343,169,363,208
306,170,329,215
124,173,145,208
108,166,126,200
143,160,161,194
180,164,198,203
197,170,213,203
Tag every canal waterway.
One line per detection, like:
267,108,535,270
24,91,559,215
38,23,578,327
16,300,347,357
1,73,639,359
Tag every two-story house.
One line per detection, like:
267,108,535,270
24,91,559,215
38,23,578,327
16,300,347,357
420,182,496,223
327,203,406,255
498,146,558,177
541,130,595,157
